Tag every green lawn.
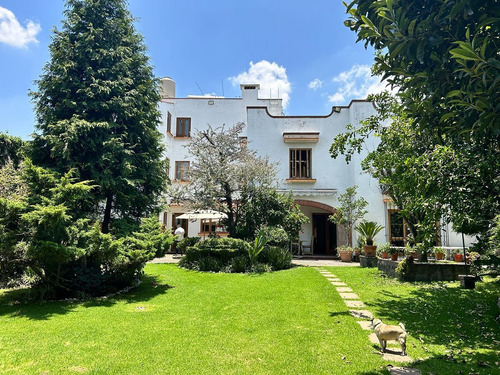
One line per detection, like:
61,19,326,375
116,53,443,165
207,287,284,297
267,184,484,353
0,265,499,374
331,267,500,375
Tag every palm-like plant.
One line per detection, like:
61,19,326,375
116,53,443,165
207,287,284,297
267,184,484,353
355,221,384,246
248,229,269,266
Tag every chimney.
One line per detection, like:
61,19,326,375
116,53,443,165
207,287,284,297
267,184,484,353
240,84,260,102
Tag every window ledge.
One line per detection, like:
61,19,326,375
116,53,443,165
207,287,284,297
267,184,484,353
173,180,190,184
286,178,317,183
174,136,191,139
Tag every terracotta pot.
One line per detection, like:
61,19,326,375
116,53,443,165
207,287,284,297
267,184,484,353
454,253,463,262
435,252,444,261
412,251,418,260
390,253,399,261
381,251,389,259
340,251,353,262
363,245,377,258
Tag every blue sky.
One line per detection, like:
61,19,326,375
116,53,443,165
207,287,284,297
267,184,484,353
0,0,382,139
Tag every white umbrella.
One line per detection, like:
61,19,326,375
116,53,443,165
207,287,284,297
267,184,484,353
176,210,227,221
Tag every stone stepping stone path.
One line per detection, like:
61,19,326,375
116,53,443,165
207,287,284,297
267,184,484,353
316,268,419,372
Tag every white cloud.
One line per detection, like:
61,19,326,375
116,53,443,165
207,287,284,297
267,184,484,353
0,7,41,48
328,64,396,104
308,78,323,90
229,60,291,109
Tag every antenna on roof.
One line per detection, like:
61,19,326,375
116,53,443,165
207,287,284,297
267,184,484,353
196,82,204,96
221,79,225,97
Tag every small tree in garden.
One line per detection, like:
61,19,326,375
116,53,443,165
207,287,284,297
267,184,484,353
330,185,368,247
177,123,278,237
236,188,308,242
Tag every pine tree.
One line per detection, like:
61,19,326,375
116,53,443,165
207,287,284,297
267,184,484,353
31,0,166,233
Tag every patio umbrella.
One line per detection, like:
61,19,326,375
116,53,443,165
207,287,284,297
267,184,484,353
176,210,227,221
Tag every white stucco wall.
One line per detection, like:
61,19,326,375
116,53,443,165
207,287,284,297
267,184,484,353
157,83,473,249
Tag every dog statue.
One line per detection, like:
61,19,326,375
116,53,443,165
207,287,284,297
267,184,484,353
371,318,407,356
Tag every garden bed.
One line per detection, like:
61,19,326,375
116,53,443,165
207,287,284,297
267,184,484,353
378,258,470,281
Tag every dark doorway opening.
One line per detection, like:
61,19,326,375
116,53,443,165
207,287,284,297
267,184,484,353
313,214,337,255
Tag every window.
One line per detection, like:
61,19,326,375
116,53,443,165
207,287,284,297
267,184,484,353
289,149,312,179
388,210,407,246
175,161,190,181
200,219,217,233
176,118,191,137
388,209,440,246
167,112,172,134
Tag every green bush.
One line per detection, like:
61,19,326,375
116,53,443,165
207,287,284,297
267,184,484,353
258,246,292,270
259,226,289,247
229,256,248,273
0,161,161,298
250,263,272,273
180,237,251,271
180,236,292,273
177,236,201,254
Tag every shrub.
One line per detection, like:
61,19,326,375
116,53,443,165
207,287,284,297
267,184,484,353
259,226,289,247
229,256,248,273
180,237,251,272
248,229,269,266
177,237,201,254
250,263,272,273
0,161,159,299
259,246,292,270
133,216,176,258
196,256,222,272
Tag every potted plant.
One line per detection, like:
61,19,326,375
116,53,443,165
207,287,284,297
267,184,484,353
389,247,399,261
433,247,446,261
355,221,384,257
404,243,418,260
453,249,463,262
337,245,353,262
378,243,391,259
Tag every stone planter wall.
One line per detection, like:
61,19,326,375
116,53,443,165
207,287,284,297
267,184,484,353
377,258,470,281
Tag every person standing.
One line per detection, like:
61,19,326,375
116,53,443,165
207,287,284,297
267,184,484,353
174,224,185,255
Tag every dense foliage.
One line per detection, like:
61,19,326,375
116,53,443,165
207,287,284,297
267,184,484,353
236,189,308,242
344,0,499,140
179,236,292,273
0,159,174,298
0,133,26,168
330,93,500,253
30,0,167,233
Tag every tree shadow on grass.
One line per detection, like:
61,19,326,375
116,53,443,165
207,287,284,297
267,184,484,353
364,279,500,374
0,274,173,320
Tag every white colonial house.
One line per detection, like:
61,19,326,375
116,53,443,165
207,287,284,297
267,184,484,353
157,77,471,255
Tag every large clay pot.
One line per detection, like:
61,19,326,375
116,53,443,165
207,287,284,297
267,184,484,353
363,245,377,258
381,251,389,259
390,252,399,261
454,253,463,262
435,252,444,261
340,251,353,262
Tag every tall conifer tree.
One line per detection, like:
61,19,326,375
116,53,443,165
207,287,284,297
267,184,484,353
31,0,166,233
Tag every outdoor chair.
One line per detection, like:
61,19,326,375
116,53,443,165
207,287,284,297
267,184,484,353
301,236,314,255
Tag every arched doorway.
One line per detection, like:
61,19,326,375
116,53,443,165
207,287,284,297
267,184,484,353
294,200,345,255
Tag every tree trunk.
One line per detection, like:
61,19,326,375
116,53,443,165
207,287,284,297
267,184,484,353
102,194,113,234
224,184,235,237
